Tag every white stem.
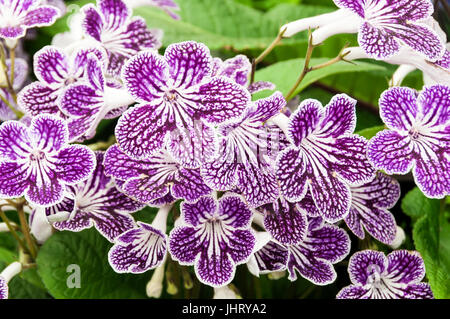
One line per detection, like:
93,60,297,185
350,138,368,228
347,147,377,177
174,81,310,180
146,260,166,298
103,87,135,110
4,38,17,50
0,262,22,283
390,65,416,86
270,113,290,137
0,223,10,232
281,9,351,38
213,286,238,299
311,14,360,45
342,46,369,61
63,38,101,56
151,204,172,233
389,226,406,249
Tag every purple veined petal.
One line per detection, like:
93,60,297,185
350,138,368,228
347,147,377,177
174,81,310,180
25,179,64,207
53,145,96,184
195,250,235,287
60,84,102,117
236,163,279,208
379,87,418,131
115,103,173,159
122,174,170,204
392,23,445,62
332,0,364,17
66,113,98,143
181,196,217,227
413,154,450,198
85,53,105,92
171,167,212,202
81,4,104,42
276,147,308,202
150,193,176,207
307,224,350,263
388,0,433,22
108,222,167,273
358,22,400,60
308,166,352,222
336,285,370,299
348,250,388,286
188,76,251,125
434,50,450,69
17,82,60,117
402,283,434,299
0,120,32,160
71,46,108,77
260,197,308,245
169,226,203,263
367,130,414,174
45,196,75,222
0,26,25,39
28,114,68,153
0,276,8,299
212,55,251,87
226,228,256,265
253,240,289,274
166,119,218,168
287,244,337,285
22,5,60,27
0,161,29,198
250,91,286,123
98,0,131,31
317,94,356,138
296,192,320,217
200,157,239,191
103,144,144,180
417,84,450,128
217,195,253,229
331,135,376,185
121,50,169,103
247,81,276,94
385,250,426,284
287,99,322,146
164,41,212,89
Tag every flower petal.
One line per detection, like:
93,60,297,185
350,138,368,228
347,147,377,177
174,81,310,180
81,5,104,42
413,155,450,198
0,120,32,160
348,250,387,286
33,46,68,86
358,22,400,60
332,0,364,17
26,179,64,207
380,87,418,131
169,226,203,263
17,82,60,117
276,147,308,202
317,94,356,138
181,196,217,227
22,6,60,27
54,145,96,184
218,195,252,228
288,99,322,146
253,241,288,274
417,84,450,128
98,0,131,31
386,250,426,284
0,162,29,198
171,168,212,202
336,285,369,299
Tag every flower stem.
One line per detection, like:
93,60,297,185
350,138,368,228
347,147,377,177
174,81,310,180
17,203,38,260
0,208,28,253
0,91,23,119
87,135,116,151
9,47,14,88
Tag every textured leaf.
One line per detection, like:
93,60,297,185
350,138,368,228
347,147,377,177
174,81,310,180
36,228,150,299
356,125,385,140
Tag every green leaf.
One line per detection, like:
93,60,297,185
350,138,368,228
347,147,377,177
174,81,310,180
8,275,50,299
253,58,385,99
402,188,450,298
0,246,17,264
356,125,385,140
136,1,332,50
36,229,151,299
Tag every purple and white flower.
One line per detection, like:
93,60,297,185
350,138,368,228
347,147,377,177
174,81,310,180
0,114,96,206
0,262,22,299
367,85,450,198
108,204,171,273
281,0,445,61
104,144,211,204
345,172,400,245
0,0,61,41
45,152,144,242
337,250,433,299
81,0,162,76
275,94,375,222
169,195,256,287
115,41,251,166
201,92,286,208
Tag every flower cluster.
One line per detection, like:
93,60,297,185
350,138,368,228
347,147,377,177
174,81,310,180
0,0,448,300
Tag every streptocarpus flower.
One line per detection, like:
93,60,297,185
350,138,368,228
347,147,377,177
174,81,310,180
0,114,96,206
169,195,256,287
108,205,170,273
45,152,144,242
81,0,162,76
201,91,286,208
367,85,450,198
281,0,445,61
125,0,180,20
276,94,375,222
104,144,211,204
337,250,433,299
345,172,400,245
116,41,251,166
60,53,134,142
0,262,22,299
18,45,107,119
0,0,60,40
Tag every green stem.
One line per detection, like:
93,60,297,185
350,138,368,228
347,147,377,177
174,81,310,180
0,91,23,118
17,203,38,260
0,208,28,253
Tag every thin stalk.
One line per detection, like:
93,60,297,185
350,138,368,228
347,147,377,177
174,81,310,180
17,204,38,260
0,92,22,118
0,209,28,253
9,47,14,88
